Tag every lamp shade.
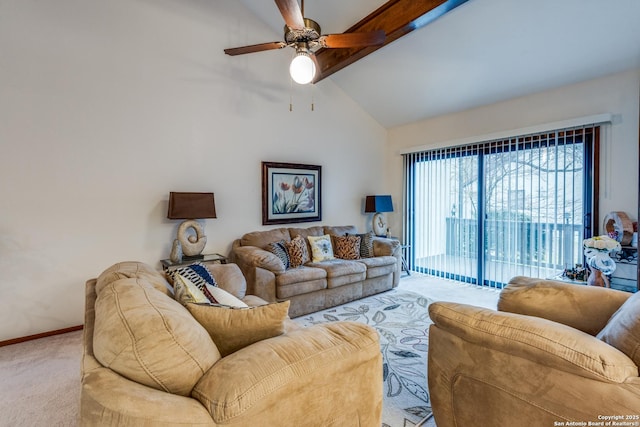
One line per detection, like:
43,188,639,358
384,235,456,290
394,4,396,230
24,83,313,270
167,192,216,219
365,195,393,213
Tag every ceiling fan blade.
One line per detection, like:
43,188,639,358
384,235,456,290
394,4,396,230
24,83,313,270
319,30,386,48
224,42,287,56
274,0,305,30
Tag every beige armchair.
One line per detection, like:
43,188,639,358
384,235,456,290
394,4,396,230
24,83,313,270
427,276,640,426
81,261,383,426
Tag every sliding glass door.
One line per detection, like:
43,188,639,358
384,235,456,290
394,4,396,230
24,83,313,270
406,147,480,283
403,126,597,288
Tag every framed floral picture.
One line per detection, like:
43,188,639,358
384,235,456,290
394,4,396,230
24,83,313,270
262,161,321,225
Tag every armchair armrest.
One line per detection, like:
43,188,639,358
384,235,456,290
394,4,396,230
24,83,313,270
81,367,213,425
429,302,638,383
498,276,632,335
192,322,381,426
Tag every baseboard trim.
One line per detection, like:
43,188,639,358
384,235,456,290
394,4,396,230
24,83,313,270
0,325,84,347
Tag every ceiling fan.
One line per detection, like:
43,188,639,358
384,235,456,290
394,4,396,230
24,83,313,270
224,0,386,84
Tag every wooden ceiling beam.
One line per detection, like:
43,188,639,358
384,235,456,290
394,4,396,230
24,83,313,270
314,0,469,83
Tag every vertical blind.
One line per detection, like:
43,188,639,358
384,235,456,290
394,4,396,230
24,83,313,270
402,125,599,288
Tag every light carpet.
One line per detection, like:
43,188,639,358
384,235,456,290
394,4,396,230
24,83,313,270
0,274,499,427
0,330,82,427
294,276,500,427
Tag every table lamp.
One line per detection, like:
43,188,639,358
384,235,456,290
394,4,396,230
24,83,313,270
365,195,393,237
167,192,217,262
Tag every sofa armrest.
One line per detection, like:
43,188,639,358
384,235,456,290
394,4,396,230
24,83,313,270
429,302,638,383
372,237,401,287
232,245,285,273
192,322,382,426
231,245,279,302
498,276,632,335
372,237,400,257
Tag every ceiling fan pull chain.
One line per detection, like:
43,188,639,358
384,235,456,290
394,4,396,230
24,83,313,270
290,75,294,111
311,83,314,111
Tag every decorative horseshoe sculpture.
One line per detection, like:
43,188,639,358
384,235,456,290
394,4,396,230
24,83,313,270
373,212,387,237
177,220,207,256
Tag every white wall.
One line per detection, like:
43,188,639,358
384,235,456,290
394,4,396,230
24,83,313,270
386,69,640,241
0,0,387,341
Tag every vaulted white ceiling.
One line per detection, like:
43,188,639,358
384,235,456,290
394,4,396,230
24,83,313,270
237,0,640,128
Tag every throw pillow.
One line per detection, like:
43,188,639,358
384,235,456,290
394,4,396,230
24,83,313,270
333,235,361,260
172,274,211,305
167,262,218,302
596,291,640,366
351,231,375,258
186,301,290,357
205,285,248,308
94,278,220,396
265,240,290,269
285,235,310,268
308,234,335,262
182,262,217,285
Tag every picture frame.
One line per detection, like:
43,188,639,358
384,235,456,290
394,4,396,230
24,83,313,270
262,161,322,225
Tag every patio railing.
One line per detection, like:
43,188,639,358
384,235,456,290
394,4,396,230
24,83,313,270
445,217,582,270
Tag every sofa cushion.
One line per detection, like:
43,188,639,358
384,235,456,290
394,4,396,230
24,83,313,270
276,266,327,285
307,260,367,288
597,291,640,366
308,234,335,262
186,301,290,357
241,227,291,249
289,225,325,240
307,259,366,278
285,235,310,268
333,235,361,260
96,261,172,296
357,255,397,278
93,277,220,396
192,322,380,424
324,225,358,236
276,267,327,299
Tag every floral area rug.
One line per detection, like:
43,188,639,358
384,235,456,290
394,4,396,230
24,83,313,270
295,289,433,427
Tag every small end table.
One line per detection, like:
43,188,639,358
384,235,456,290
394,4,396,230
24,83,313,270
388,237,411,276
161,253,227,271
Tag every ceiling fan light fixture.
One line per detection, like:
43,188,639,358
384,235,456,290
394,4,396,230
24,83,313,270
289,50,316,85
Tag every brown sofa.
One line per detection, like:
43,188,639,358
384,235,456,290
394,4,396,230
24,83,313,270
229,225,401,318
81,261,383,426
427,276,640,426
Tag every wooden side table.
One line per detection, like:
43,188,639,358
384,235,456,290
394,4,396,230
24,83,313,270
161,253,227,271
